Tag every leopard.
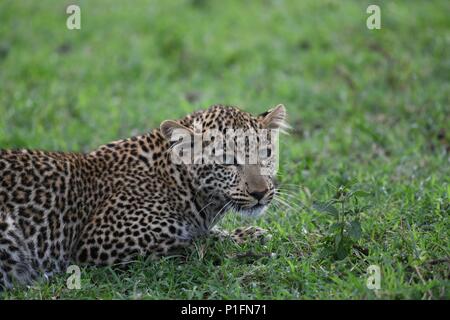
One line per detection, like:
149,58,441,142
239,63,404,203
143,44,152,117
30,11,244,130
0,104,288,289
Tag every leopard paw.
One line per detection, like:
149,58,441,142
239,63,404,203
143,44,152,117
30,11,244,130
231,226,272,244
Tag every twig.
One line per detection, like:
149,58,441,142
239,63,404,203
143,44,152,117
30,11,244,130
414,265,434,300
233,252,274,260
426,258,450,265
352,244,369,256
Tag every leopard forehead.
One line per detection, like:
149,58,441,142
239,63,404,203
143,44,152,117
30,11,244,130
179,105,262,133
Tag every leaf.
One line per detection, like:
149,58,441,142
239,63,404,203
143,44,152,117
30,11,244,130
319,246,334,259
313,201,339,217
351,190,371,198
334,233,342,248
330,222,343,232
351,205,371,214
348,220,362,241
335,242,350,260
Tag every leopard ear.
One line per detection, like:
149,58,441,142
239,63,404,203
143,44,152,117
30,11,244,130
160,120,194,140
259,104,289,131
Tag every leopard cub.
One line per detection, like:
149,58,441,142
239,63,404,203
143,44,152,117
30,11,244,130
0,104,287,289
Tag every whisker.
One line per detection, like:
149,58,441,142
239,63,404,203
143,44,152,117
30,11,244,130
275,190,306,208
276,194,304,209
273,195,301,212
208,200,232,231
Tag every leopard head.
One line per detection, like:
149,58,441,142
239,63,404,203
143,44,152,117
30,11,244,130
160,104,288,219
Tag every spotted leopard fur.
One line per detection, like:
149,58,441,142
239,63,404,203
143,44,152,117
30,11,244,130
0,104,287,289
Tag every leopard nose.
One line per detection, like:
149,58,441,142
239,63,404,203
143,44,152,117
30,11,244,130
249,190,268,201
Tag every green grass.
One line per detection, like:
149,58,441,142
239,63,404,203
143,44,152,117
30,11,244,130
0,0,449,299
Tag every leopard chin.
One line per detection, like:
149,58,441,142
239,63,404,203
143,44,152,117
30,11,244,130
234,203,268,218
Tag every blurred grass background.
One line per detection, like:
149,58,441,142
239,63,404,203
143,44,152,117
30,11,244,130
0,0,449,299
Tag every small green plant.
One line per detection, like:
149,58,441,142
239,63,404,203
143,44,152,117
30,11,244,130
313,180,370,260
